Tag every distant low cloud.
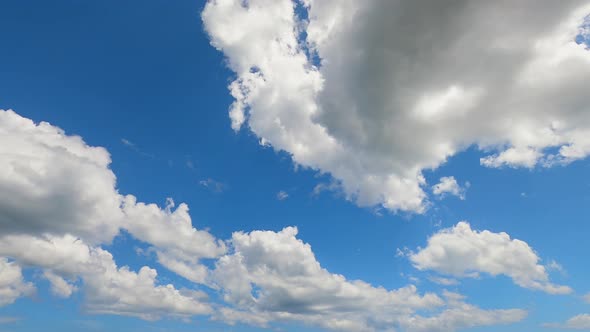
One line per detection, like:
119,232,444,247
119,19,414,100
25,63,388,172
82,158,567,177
544,314,590,329
0,316,21,324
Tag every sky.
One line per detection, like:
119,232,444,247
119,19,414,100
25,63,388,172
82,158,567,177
1,0,590,331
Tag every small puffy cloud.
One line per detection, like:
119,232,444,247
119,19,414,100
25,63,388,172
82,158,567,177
276,190,289,200
209,226,526,331
0,258,35,306
203,0,590,213
544,314,590,329
410,222,571,294
432,177,468,200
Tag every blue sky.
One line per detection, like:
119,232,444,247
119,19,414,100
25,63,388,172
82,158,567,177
1,1,590,331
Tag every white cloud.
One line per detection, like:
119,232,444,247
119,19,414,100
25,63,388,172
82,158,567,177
0,109,224,317
410,222,571,294
428,276,459,286
0,109,532,330
43,270,77,298
122,196,226,284
400,291,527,332
199,178,226,193
209,226,526,331
0,234,211,320
0,258,35,306
544,314,590,329
276,190,289,200
432,177,467,200
203,0,590,213
0,109,225,282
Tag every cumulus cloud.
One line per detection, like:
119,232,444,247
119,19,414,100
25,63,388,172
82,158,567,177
0,109,223,317
203,0,590,213
544,314,590,329
0,258,35,306
209,226,526,331
432,177,468,200
0,109,532,330
0,233,212,320
410,222,571,294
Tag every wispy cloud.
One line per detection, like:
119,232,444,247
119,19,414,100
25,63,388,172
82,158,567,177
276,190,289,201
0,316,21,324
120,138,154,158
199,178,226,193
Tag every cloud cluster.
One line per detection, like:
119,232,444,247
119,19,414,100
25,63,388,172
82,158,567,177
203,0,590,213
410,222,571,294
0,109,572,331
0,109,222,318
210,226,525,332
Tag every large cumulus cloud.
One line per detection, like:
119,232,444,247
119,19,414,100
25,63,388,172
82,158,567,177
203,0,590,213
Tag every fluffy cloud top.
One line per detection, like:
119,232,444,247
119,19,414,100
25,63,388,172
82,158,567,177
203,0,590,213
410,222,571,294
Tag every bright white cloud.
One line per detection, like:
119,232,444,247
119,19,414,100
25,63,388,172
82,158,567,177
0,109,534,330
410,222,571,294
203,0,590,213
0,109,225,286
210,226,526,331
432,177,467,200
0,234,211,320
0,258,35,307
0,109,224,317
